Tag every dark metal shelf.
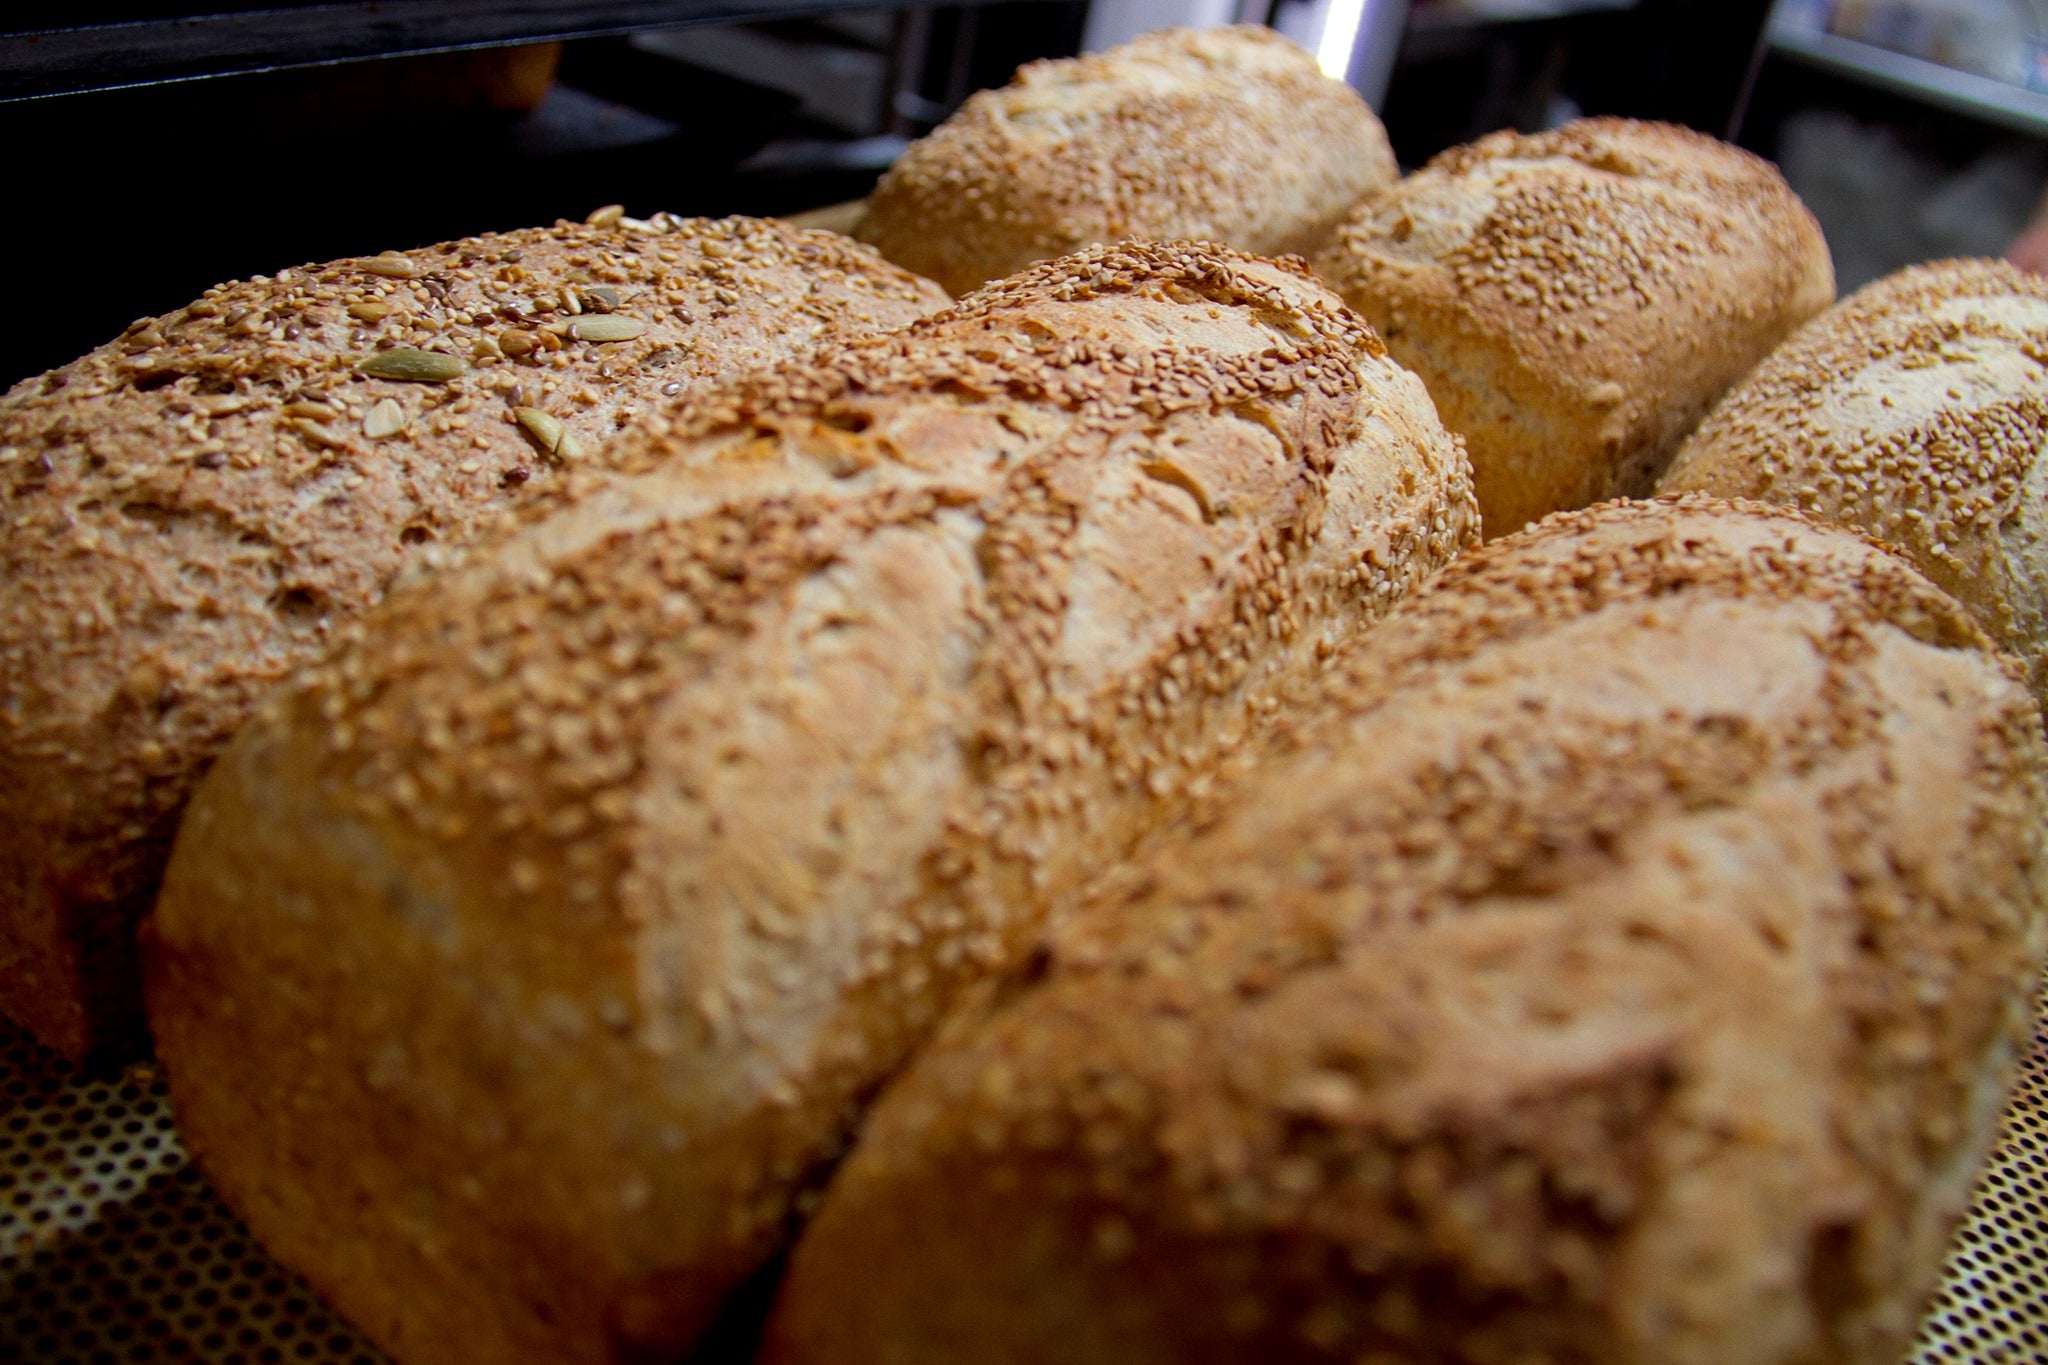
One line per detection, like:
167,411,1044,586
1406,0,1635,31
0,1,973,103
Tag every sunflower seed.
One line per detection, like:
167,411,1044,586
515,407,570,458
498,328,539,356
569,315,645,343
282,401,337,421
361,252,418,279
363,398,408,440
348,300,395,324
359,348,464,382
586,204,625,229
295,419,348,450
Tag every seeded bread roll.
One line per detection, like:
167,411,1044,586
1660,260,2048,700
1314,118,1834,539
764,497,2048,1365
0,212,945,1061
144,242,1478,1365
853,25,1398,297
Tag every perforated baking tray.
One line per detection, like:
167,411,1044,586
6,1003,2048,1364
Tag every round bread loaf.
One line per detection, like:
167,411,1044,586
1660,259,2048,699
853,25,1398,297
0,213,945,1061
144,242,1478,1365
1314,118,1835,539
763,497,2048,1365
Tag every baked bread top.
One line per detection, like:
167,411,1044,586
1315,118,1834,538
854,25,1398,296
1660,258,2048,698
764,496,2048,1365
0,212,944,1058
145,239,1477,1365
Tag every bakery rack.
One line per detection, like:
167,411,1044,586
7,1003,2048,1361
1765,7,2048,141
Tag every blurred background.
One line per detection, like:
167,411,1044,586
2,0,2041,390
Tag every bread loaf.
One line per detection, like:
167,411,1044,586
144,242,1478,1365
1660,259,2048,699
854,26,1399,297
764,497,2048,1365
1314,119,1834,539
0,213,944,1061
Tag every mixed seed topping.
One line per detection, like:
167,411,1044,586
0,212,946,997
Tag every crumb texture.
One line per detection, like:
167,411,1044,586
856,26,1398,296
764,497,2048,1365
145,241,1478,1365
1316,118,1835,539
1661,258,2048,700
0,213,943,1059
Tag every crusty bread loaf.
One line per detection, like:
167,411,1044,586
0,213,945,1062
763,497,2048,1365
144,242,1478,1365
854,26,1399,297
1314,118,1835,539
1660,259,2048,700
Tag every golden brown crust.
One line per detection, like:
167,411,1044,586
854,26,1399,297
1314,118,1835,539
1660,258,2048,700
0,213,945,1060
145,241,1478,1365
764,497,2048,1365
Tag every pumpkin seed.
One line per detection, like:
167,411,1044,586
359,348,464,382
